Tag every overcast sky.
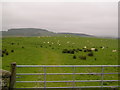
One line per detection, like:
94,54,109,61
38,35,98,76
2,2,118,37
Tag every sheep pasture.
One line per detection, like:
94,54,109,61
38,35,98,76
1,36,119,88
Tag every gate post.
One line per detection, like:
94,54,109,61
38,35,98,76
9,62,16,90
44,66,46,90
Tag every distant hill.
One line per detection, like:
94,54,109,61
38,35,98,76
59,33,94,37
1,28,94,37
2,28,56,37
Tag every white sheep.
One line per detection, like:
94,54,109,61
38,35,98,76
112,50,117,52
91,48,95,51
67,41,70,43
102,47,105,49
84,46,87,49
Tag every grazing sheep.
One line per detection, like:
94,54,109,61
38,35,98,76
112,50,117,52
91,48,95,51
100,46,104,49
84,46,87,49
102,47,105,49
91,48,98,52
67,41,70,44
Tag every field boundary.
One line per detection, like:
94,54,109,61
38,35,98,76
9,62,120,89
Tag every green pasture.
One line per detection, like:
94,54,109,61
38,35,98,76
2,36,119,88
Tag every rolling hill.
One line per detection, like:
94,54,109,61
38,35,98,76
2,28,56,37
1,28,94,37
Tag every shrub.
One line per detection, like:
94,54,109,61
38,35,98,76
73,55,76,59
74,49,79,53
88,52,94,56
79,55,86,60
11,50,14,52
2,54,4,57
67,50,70,53
95,49,98,51
6,52,9,55
79,49,82,51
86,49,92,52
70,50,74,54
103,82,108,85
62,49,75,54
62,49,68,53
11,43,14,45
2,50,6,54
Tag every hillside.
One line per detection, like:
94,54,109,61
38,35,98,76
1,28,94,37
2,28,56,37
59,33,94,37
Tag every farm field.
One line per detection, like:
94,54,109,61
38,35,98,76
1,36,119,88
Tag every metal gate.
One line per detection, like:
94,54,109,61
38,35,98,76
9,63,120,89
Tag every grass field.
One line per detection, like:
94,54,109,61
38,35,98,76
1,36,119,88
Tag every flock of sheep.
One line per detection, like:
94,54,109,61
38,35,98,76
1,36,117,59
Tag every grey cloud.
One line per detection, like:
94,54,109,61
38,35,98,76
2,2,118,37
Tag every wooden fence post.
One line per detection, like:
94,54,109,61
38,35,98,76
9,62,16,89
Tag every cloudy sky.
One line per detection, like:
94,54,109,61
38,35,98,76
2,2,118,37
